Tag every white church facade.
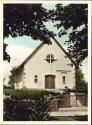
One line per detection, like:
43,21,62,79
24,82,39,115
14,37,76,90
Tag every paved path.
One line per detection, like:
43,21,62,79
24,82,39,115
50,107,88,116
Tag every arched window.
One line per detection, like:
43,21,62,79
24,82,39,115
63,76,66,84
34,75,38,83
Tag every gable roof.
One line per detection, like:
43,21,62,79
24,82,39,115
52,37,76,66
15,36,76,71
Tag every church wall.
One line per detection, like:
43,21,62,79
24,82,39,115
15,38,75,90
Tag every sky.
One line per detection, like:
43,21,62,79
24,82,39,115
3,4,88,84
4,4,70,49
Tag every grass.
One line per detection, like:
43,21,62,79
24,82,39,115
4,88,41,95
52,115,88,121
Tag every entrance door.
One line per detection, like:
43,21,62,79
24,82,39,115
45,75,55,89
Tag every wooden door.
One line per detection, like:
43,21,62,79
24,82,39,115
45,75,55,89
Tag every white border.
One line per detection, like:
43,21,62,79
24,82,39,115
88,2,91,125
2,0,92,4
0,0,91,124
0,1,3,122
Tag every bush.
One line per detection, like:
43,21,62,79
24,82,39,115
4,94,52,121
28,96,51,121
4,89,63,121
4,97,30,121
4,89,44,100
4,89,61,121
4,89,60,100
3,85,14,90
67,87,88,94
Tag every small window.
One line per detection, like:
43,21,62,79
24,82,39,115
34,75,38,83
63,76,66,84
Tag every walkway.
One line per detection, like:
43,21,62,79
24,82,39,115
50,106,88,116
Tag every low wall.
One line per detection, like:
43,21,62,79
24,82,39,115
49,99,59,111
48,92,87,111
70,92,87,107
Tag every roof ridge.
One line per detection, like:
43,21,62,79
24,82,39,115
51,36,76,66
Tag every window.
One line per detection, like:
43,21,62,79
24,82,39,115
45,54,55,63
34,75,38,83
63,76,66,84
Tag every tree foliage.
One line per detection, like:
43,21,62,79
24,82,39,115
4,4,54,42
75,69,87,91
3,43,10,62
49,4,88,65
8,68,16,88
4,4,88,65
3,4,54,62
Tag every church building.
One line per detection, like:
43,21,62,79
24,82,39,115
14,37,76,90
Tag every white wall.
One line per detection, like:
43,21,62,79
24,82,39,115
16,38,75,90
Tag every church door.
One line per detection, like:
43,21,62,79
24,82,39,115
45,75,55,89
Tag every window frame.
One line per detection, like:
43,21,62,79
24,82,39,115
62,75,66,84
34,75,38,83
46,54,54,63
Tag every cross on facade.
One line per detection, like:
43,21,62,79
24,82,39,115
45,54,57,70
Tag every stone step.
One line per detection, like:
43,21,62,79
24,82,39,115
59,106,88,112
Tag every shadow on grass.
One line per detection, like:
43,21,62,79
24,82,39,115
51,115,88,121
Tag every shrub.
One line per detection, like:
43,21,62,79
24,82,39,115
4,97,30,121
3,85,14,90
28,96,51,121
4,89,62,121
4,89,61,100
4,93,52,121
4,89,44,100
43,90,60,100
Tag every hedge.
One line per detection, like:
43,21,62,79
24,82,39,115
4,89,60,100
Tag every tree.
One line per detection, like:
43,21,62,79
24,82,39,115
49,4,88,66
3,4,55,61
4,4,54,42
4,4,88,65
8,68,16,88
3,43,10,62
75,69,87,91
